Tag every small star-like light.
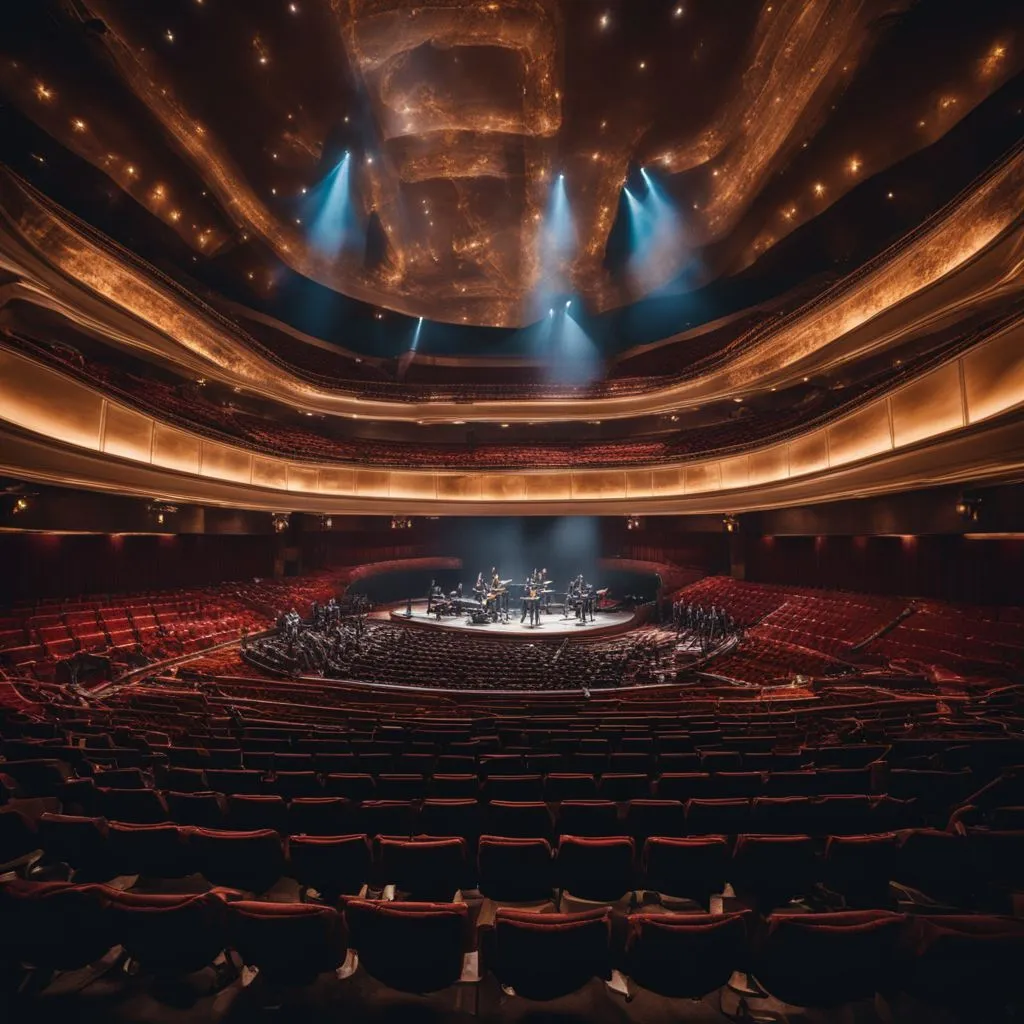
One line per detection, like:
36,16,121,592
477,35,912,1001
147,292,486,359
812,182,825,196
289,2,299,12
271,187,277,195
887,191,894,199
164,29,174,43
300,186,307,194
71,118,87,132
598,11,610,30
294,217,301,225
169,210,181,222
847,156,861,174
366,155,374,165
125,164,137,177
639,60,647,70
673,5,684,17
35,82,53,101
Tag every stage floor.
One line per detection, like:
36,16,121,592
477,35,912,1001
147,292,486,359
387,601,637,640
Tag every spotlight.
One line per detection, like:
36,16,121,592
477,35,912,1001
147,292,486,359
723,514,739,534
548,308,554,316
565,300,572,309
272,512,291,534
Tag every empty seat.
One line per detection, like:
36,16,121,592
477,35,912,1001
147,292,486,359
206,769,264,795
752,910,905,1008
894,829,972,904
483,775,544,803
486,907,611,1000
418,799,481,847
97,788,169,825
0,880,113,971
701,750,743,773
227,900,345,985
642,836,729,905
227,794,289,833
288,796,352,836
623,799,686,843
545,773,598,802
107,890,226,975
599,773,650,801
166,791,226,829
825,832,898,908
429,774,479,799
557,835,635,904
269,771,322,800
750,796,815,835
477,836,553,903
685,798,750,835
158,767,209,793
654,772,712,801
731,834,817,911
94,767,146,790
188,828,284,893
344,899,469,993
324,773,376,801
0,806,39,865
376,836,467,901
903,914,1024,1016
107,822,191,878
38,813,110,877
624,912,747,998
488,801,553,840
557,800,620,837
967,828,1024,892
288,834,371,899
356,800,416,838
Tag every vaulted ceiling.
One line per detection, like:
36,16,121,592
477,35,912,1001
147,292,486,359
2,0,1020,333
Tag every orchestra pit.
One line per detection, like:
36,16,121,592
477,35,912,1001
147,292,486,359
2,2,1024,1022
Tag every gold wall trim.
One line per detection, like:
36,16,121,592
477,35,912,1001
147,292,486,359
1,316,1023,510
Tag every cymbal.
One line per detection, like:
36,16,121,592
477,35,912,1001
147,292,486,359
542,580,554,585
500,579,513,585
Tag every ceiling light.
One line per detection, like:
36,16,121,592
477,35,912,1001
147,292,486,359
673,4,684,16
71,118,86,132
598,11,610,30
164,29,174,43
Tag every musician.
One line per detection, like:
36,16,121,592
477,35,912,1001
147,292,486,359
426,578,444,615
520,575,542,627
474,572,486,596
540,567,551,612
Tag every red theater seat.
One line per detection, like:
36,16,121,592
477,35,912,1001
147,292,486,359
288,796,352,836
824,832,898,907
477,835,553,903
751,910,906,1008
188,827,284,893
375,836,467,901
642,835,729,904
226,900,345,984
731,834,818,911
486,907,611,1000
344,899,469,993
107,821,192,879
557,835,635,904
288,833,371,899
624,912,747,998
107,890,226,975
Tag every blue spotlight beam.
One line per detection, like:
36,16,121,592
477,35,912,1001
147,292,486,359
308,152,357,255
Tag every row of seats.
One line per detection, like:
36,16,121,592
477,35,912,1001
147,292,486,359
3,878,1023,1011
12,815,1024,913
6,790,927,844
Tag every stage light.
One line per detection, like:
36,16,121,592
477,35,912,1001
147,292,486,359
410,315,424,353
565,300,572,308
308,152,359,255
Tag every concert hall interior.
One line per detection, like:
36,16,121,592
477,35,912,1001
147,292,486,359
1,0,1024,1021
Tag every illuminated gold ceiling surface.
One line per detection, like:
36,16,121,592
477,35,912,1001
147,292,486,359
1,0,1020,328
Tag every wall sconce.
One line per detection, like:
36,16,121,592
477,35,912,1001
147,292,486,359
272,512,291,534
723,514,739,533
625,515,641,531
954,496,981,522
390,516,413,530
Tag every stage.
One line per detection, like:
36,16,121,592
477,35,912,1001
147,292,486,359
386,601,638,640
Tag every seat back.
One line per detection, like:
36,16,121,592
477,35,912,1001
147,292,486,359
556,835,634,903
477,835,553,902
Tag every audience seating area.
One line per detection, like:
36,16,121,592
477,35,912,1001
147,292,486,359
677,577,1023,686
0,576,337,685
2,676,1024,1021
